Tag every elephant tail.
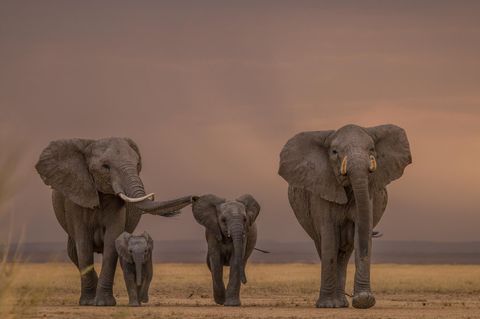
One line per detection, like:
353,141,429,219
254,247,271,254
67,236,79,267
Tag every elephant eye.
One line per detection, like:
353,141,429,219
102,164,110,171
369,148,375,153
332,149,337,155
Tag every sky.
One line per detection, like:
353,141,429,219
0,1,479,244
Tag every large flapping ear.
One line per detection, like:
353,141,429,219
124,138,142,172
142,231,154,252
115,232,132,263
366,124,412,188
278,131,348,204
236,194,260,226
192,194,226,241
35,139,99,208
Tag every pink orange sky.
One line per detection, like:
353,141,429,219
1,1,479,243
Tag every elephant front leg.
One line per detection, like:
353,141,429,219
335,221,355,308
139,260,153,304
312,206,342,308
95,231,122,306
75,239,98,306
208,252,225,305
122,263,140,306
352,228,375,309
225,255,242,307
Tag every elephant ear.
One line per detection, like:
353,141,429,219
115,232,132,263
236,194,260,226
142,231,154,253
192,194,226,241
278,131,347,204
366,124,412,188
35,139,99,208
124,138,142,172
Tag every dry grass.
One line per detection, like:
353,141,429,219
0,263,479,319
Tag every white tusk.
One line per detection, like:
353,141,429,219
118,193,155,203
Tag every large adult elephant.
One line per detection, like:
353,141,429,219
278,124,411,309
36,137,194,306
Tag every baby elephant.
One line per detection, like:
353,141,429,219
115,231,153,306
192,194,260,306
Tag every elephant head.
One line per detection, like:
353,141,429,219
192,194,260,284
35,137,191,215
279,124,411,271
115,231,153,286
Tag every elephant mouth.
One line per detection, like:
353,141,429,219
118,192,155,203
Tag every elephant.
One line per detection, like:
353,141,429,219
278,124,411,309
115,231,153,306
192,194,260,306
35,137,194,306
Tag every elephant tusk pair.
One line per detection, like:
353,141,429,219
340,155,377,175
369,155,377,172
118,192,155,203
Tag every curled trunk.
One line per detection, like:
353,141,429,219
113,165,193,216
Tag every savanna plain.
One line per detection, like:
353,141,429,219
1,263,479,319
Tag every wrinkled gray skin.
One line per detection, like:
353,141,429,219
115,231,153,306
35,138,193,306
192,194,260,307
278,124,411,309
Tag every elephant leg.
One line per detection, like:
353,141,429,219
336,221,354,308
95,227,123,306
122,264,140,306
140,261,153,303
74,236,97,306
208,251,225,305
225,254,241,306
311,196,343,308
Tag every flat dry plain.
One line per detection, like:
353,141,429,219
1,263,480,319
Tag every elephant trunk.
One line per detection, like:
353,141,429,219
350,167,373,294
133,253,144,286
230,220,247,285
113,164,193,216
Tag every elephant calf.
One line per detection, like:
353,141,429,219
192,194,260,306
115,232,153,306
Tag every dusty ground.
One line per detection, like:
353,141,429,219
1,263,480,318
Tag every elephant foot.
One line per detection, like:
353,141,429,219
140,295,149,303
79,294,96,306
213,289,225,305
94,293,116,306
352,291,376,309
316,295,347,308
336,294,350,308
224,298,241,307
128,300,141,307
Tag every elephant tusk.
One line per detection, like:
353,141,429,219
369,155,377,172
118,192,155,203
340,156,348,176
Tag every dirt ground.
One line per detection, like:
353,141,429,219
2,263,480,319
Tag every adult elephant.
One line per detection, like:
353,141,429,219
278,124,411,309
36,137,194,306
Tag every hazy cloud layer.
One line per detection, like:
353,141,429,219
1,1,479,243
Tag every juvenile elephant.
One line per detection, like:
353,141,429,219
116,231,153,306
35,138,193,306
278,124,411,309
192,194,260,306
